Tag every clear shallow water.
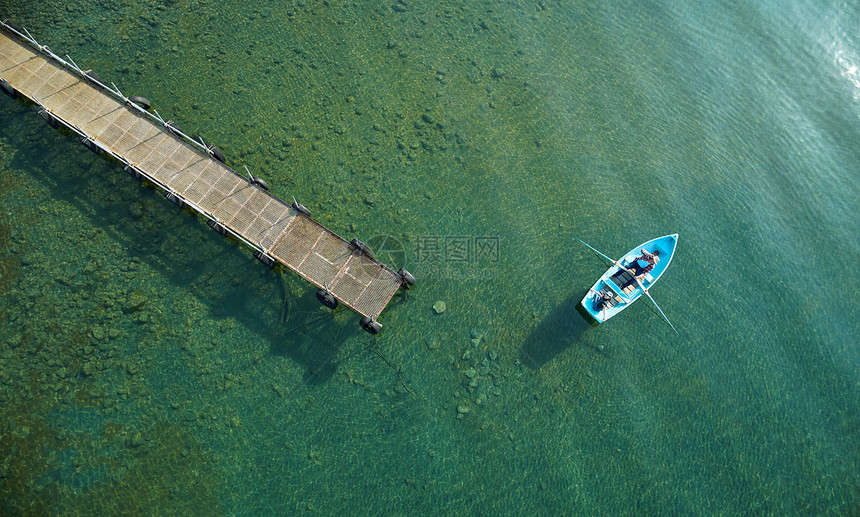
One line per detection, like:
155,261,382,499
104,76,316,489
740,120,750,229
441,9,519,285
1,0,858,515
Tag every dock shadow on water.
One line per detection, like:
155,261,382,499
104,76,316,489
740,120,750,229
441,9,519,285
267,286,365,385
2,105,358,382
519,292,593,368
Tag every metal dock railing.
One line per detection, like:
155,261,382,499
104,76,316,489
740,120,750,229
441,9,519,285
0,21,414,333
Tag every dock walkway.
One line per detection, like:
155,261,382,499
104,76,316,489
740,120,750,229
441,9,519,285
0,21,410,331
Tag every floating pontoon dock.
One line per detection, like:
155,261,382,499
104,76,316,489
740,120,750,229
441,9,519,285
0,21,413,333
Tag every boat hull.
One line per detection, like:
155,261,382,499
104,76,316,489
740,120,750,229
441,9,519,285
580,234,677,324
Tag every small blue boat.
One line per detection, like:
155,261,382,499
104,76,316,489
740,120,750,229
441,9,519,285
580,234,678,324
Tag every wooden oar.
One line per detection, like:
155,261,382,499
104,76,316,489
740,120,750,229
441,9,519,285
632,276,679,335
573,236,635,273
573,236,615,267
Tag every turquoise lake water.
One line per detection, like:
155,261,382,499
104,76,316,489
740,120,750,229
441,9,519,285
1,0,858,514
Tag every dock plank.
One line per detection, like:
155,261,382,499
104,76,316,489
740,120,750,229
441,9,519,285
0,25,405,322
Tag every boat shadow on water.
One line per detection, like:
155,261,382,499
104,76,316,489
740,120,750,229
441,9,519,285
518,292,596,369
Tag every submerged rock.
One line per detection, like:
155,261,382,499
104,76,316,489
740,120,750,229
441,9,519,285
129,432,144,448
81,361,96,376
124,292,147,313
91,326,105,340
129,203,144,219
432,301,446,314
83,261,97,275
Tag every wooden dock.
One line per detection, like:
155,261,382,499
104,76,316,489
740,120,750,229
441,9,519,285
0,21,412,332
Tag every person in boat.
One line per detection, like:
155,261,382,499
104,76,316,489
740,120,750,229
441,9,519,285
590,288,614,310
612,249,660,291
